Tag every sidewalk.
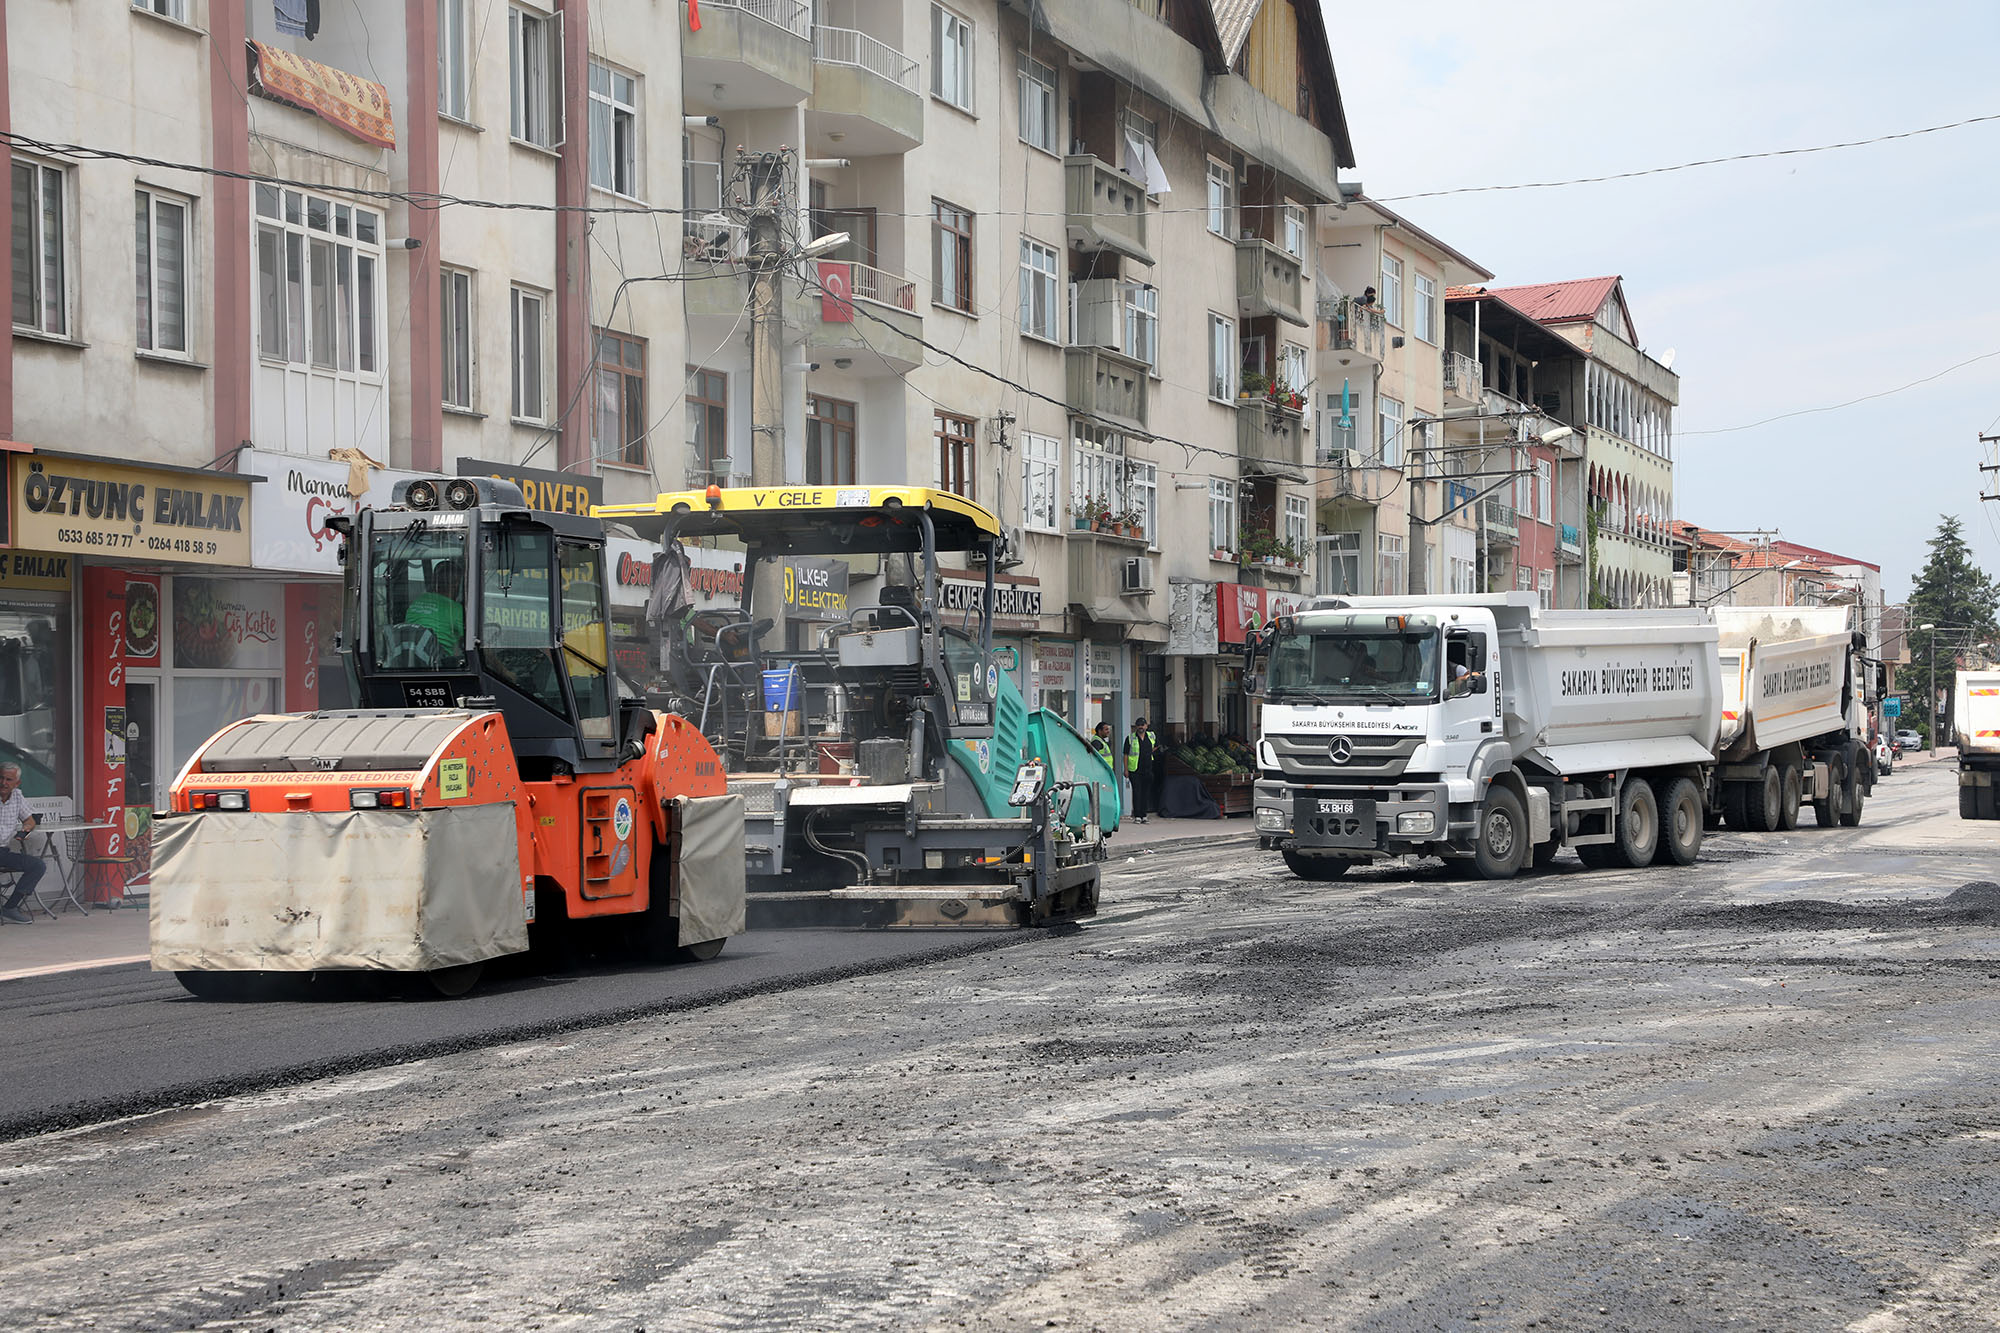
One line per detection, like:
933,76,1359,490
1105,812,1257,854
0,901,150,982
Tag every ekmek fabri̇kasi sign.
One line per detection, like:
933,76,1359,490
14,455,252,567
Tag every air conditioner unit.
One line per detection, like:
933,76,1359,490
1120,557,1154,595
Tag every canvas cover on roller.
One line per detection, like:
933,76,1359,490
674,794,746,946
151,805,527,972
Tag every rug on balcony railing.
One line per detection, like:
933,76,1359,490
247,39,396,150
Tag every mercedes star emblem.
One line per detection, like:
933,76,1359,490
1329,735,1355,764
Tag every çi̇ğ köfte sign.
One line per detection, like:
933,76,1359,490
14,456,253,566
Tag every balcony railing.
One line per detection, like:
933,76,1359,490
1236,398,1306,481
1322,297,1385,361
1063,156,1152,265
1443,349,1481,403
1482,496,1518,536
846,260,916,311
813,26,919,89
1065,345,1149,434
683,215,746,265
1235,238,1306,326
711,0,810,38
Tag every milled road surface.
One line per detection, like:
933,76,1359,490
1,761,1995,1331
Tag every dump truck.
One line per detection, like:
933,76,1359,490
593,484,1109,927
1711,606,1872,830
152,476,746,997
1954,669,2000,819
1243,593,1721,880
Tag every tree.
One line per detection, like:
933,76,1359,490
1904,515,1998,742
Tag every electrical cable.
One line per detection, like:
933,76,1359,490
1680,348,2000,436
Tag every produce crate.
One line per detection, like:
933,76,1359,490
1201,772,1254,816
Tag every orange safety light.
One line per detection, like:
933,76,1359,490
705,484,722,508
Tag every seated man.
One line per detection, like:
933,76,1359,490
402,558,466,662
0,762,45,923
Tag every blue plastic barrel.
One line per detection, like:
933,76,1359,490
762,667,799,711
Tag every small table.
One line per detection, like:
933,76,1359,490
19,820,119,918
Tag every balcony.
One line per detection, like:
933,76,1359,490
800,260,923,374
1064,345,1149,435
809,27,922,154
1482,496,1518,541
1235,238,1306,326
1321,297,1385,364
1236,398,1307,483
1065,529,1153,614
1314,417,1359,468
685,0,813,111
1063,157,1152,266
1443,349,1482,408
1558,523,1585,564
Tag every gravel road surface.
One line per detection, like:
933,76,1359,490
0,761,1994,1331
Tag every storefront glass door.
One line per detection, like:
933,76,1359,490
124,679,158,811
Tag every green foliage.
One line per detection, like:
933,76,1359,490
1586,503,1613,609
1904,515,1999,738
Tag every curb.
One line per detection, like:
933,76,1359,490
1108,828,1258,859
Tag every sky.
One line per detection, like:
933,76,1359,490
1321,0,2000,600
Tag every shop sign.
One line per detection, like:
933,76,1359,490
1032,640,1076,691
1089,645,1121,694
1167,582,1219,657
606,536,745,610
171,579,285,671
245,448,425,575
937,571,1043,633
457,458,602,517
781,558,849,621
0,550,70,593
1217,582,1275,645
14,456,252,567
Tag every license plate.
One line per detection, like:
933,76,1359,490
1294,794,1375,849
1314,798,1356,815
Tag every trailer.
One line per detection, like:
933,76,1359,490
1244,594,1720,880
1711,607,1872,830
1954,669,2000,819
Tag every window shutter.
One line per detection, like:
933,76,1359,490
549,11,567,148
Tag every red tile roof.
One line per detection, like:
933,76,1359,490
1768,540,1880,573
1480,276,1622,325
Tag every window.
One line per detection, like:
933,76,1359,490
11,158,69,336
1450,554,1477,594
1018,237,1060,341
134,188,191,356
588,62,639,197
1208,478,1236,555
1017,53,1056,154
1123,284,1158,372
687,368,727,477
936,412,976,499
931,5,973,112
1413,272,1437,344
1208,313,1235,401
255,185,382,377
593,329,646,467
1377,533,1406,596
1380,253,1403,329
559,541,613,742
1283,494,1310,561
1122,109,1163,197
1276,343,1308,395
438,0,470,119
1516,566,1533,593
1537,567,1554,610
1281,201,1307,260
1072,422,1124,517
1536,459,1552,524
1515,447,1534,517
806,394,856,484
1377,394,1404,468
510,285,548,422
1318,531,1362,596
441,268,475,409
931,199,973,313
509,5,564,149
1022,432,1060,531
1205,158,1235,237
134,0,186,18
1127,460,1157,545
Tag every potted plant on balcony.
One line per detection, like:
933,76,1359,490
1240,371,1269,401
1119,507,1145,541
1069,493,1095,531
1265,381,1306,414
1093,496,1116,533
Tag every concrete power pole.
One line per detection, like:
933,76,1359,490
743,149,792,487
1980,432,1998,504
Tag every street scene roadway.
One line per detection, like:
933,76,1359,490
0,755,1994,1330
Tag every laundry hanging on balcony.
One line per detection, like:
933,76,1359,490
247,39,396,150
273,0,319,39
686,0,701,32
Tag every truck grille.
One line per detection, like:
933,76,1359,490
1272,733,1422,780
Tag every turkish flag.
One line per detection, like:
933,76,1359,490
819,261,854,323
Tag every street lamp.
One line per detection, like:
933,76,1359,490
1922,623,1937,755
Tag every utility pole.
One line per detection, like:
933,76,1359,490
1980,432,1998,504
743,148,792,487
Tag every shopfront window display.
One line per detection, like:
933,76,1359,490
0,600,71,796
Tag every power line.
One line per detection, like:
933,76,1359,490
1379,111,2000,202
1679,348,2000,436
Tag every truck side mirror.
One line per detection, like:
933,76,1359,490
1449,672,1487,698
1244,672,1264,697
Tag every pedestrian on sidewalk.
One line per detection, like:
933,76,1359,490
1089,721,1114,769
0,764,45,923
1126,718,1159,823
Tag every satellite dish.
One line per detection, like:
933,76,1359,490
1658,347,1677,370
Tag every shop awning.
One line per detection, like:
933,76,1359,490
247,40,397,150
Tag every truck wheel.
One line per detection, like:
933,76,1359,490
1961,785,1979,819
1283,851,1353,881
1472,788,1525,880
1612,778,1661,868
1777,764,1802,831
1720,784,1750,830
1744,767,1783,832
174,970,254,1001
1655,777,1704,866
425,961,484,998
1838,780,1864,827
1575,843,1620,870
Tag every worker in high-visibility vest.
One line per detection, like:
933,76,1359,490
1124,718,1159,823
1088,721,1114,768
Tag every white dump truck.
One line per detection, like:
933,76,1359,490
1244,594,1721,880
1711,606,1872,830
1954,669,2000,819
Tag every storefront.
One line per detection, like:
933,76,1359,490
605,534,746,690
1030,639,1080,725
1087,643,1125,735
1166,580,1302,742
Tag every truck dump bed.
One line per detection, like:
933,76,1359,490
1957,671,2000,757
1713,608,1854,758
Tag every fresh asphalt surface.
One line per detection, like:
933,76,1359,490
0,925,1033,1140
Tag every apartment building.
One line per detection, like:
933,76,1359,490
1311,199,1490,601
681,0,1353,742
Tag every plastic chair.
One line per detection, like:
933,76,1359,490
65,828,132,908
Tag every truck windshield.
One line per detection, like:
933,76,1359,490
1265,616,1440,702
370,524,469,672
